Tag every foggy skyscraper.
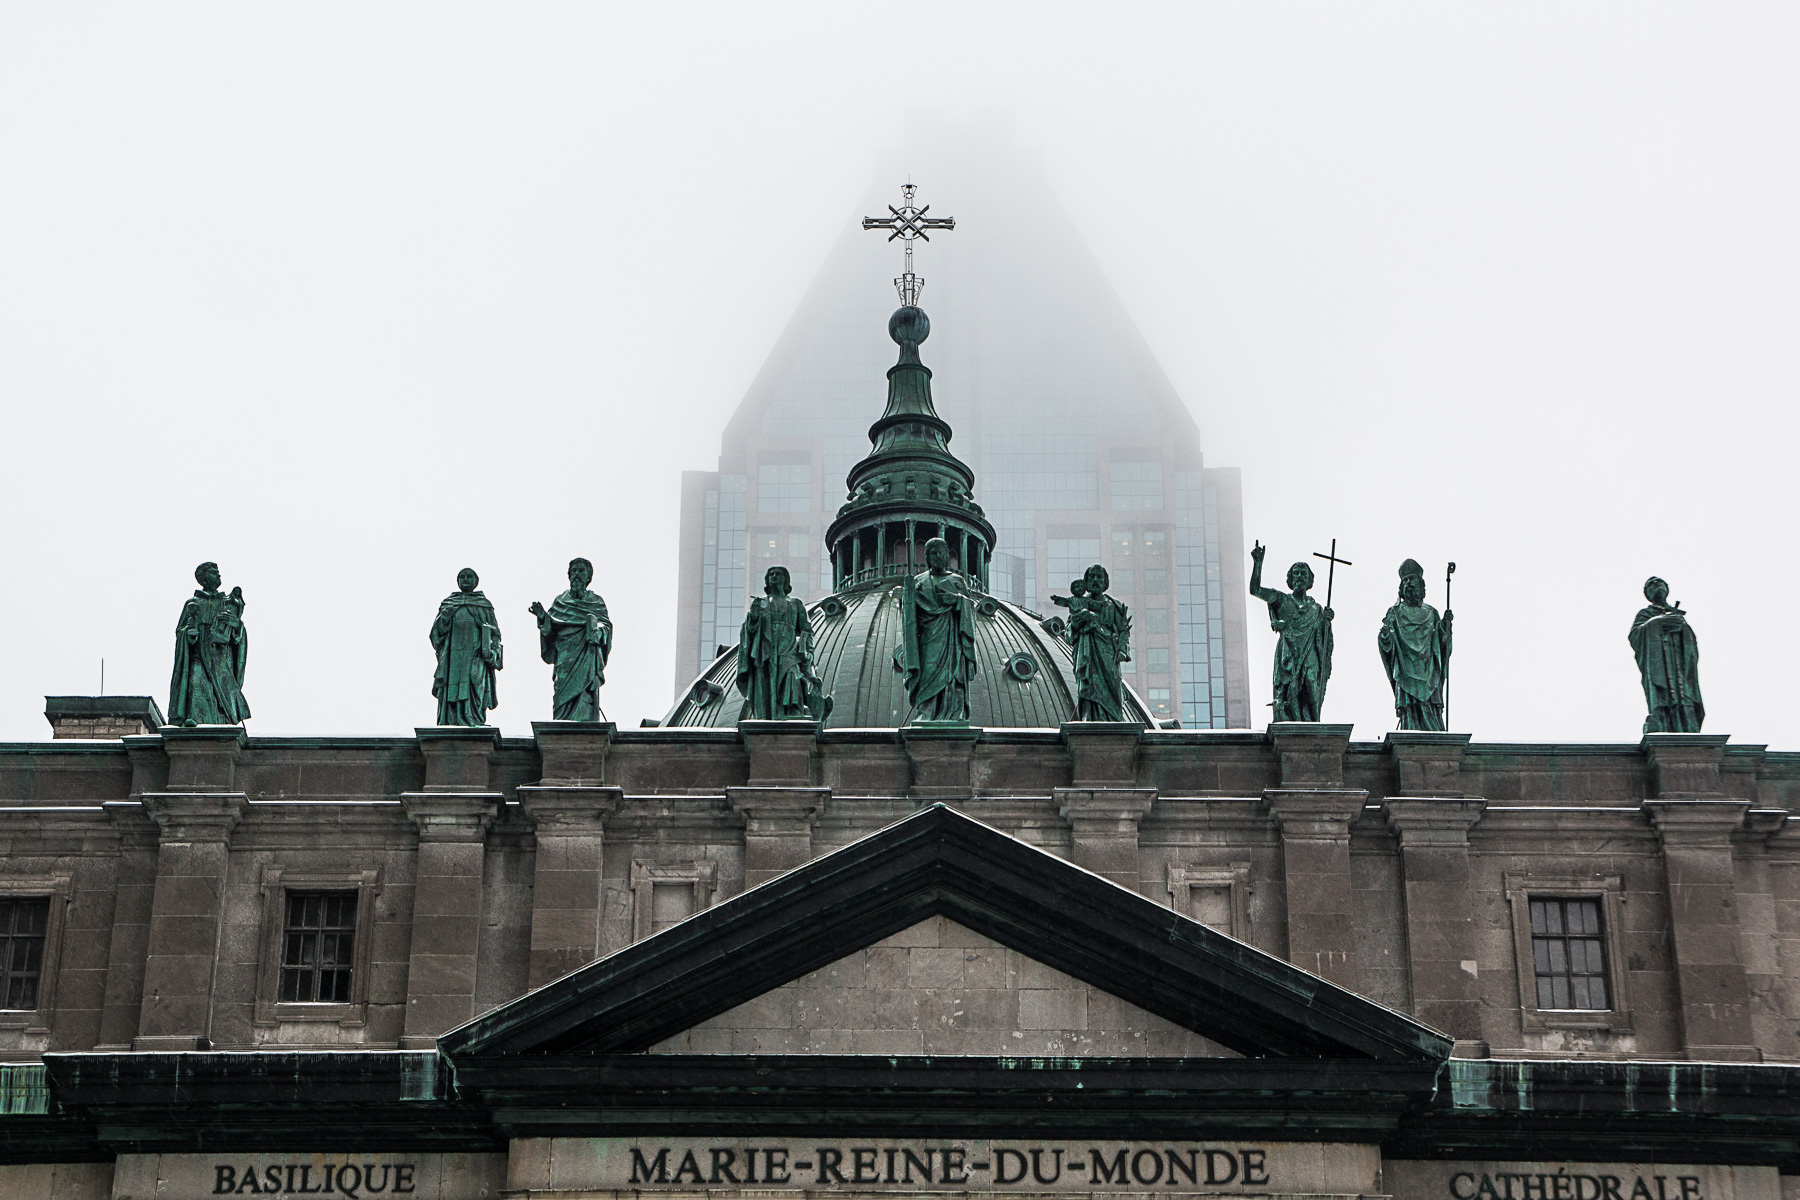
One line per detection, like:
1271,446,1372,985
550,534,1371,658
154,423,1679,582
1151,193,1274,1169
673,135,1250,728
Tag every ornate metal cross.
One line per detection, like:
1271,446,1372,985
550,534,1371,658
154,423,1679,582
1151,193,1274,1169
1312,539,1352,609
863,182,955,306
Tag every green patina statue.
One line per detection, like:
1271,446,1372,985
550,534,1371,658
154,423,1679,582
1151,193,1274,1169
1057,564,1132,722
1379,559,1453,731
169,561,251,727
430,568,503,727
1631,576,1704,734
900,537,978,723
530,557,612,722
1250,541,1334,722
736,565,829,722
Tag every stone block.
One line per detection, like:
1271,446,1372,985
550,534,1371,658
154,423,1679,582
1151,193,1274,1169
532,721,614,784
906,947,965,989
1268,723,1354,787
414,726,501,792
1385,731,1472,796
1060,722,1144,786
158,726,246,792
1644,732,1732,797
739,720,821,786
901,727,981,798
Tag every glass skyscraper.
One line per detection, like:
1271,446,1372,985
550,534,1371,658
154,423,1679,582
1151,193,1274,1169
674,138,1250,728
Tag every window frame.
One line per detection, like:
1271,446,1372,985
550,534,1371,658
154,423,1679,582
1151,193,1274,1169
1505,872,1633,1034
255,866,380,1029
1167,863,1250,940
630,859,718,942
0,876,71,1034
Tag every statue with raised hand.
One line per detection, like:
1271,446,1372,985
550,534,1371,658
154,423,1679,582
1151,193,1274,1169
1066,564,1133,722
736,565,823,721
1378,559,1452,731
530,557,612,722
430,567,503,727
169,561,251,727
1250,541,1334,722
1630,576,1704,734
899,537,978,723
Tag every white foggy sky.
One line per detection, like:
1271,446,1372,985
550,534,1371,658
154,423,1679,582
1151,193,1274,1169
1,4,1795,746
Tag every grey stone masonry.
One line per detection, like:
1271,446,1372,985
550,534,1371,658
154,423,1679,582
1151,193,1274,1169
44,696,164,740
1264,723,1366,989
1,718,1798,1063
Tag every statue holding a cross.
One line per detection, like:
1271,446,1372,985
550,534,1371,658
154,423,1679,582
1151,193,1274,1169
1250,540,1343,723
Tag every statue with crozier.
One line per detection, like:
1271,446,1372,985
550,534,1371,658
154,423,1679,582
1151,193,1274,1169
169,561,251,727
1250,541,1334,722
430,568,503,726
1630,576,1703,734
1061,564,1132,722
530,557,612,721
1378,558,1453,731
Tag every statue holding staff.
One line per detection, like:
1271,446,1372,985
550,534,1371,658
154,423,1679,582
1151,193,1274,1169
899,537,977,723
1250,541,1334,722
1378,559,1453,731
736,565,826,721
1059,564,1132,722
530,557,612,721
1630,576,1704,734
430,568,503,727
169,561,251,727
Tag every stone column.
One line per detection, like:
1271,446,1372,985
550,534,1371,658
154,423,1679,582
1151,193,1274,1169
1055,789,1156,890
518,787,619,990
1384,796,1486,1039
133,792,246,1050
1643,733,1756,1059
1264,723,1364,988
400,727,500,1048
728,788,829,888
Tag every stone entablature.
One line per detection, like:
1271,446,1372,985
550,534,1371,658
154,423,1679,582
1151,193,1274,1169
0,723,1797,1063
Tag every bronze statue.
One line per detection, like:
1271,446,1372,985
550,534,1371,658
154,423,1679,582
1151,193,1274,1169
736,566,825,721
430,568,503,727
169,561,250,727
1631,576,1704,734
1250,541,1334,722
1059,564,1132,721
530,557,612,721
899,537,977,723
1378,559,1452,731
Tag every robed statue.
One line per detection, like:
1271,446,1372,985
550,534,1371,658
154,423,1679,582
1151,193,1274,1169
530,557,612,721
430,568,503,727
1630,576,1704,734
1057,564,1132,721
1378,559,1453,730
169,561,251,727
1250,541,1334,722
736,565,829,722
899,537,978,723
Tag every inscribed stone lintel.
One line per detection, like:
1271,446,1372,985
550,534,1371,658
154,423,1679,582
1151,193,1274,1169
1384,1159,1779,1200
506,1137,1380,1195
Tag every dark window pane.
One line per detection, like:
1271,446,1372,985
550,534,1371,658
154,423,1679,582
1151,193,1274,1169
0,898,50,1012
1529,896,1609,1011
280,891,356,1006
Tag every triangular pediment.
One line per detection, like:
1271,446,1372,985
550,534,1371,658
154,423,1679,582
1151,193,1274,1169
650,916,1241,1057
440,804,1450,1063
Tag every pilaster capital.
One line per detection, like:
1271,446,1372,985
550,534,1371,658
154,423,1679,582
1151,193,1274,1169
1268,723,1355,787
1383,797,1487,847
1642,733,1731,799
739,719,822,787
727,786,831,833
415,726,501,793
401,792,499,842
516,785,621,834
1384,731,1472,797
141,792,248,841
1643,798,1749,848
1060,722,1145,787
1263,787,1368,839
1054,787,1157,832
532,721,614,785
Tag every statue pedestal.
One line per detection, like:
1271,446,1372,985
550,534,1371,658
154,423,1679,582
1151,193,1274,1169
903,724,981,800
1267,722,1354,788
1060,721,1144,786
1384,731,1471,797
1642,732,1731,798
531,721,614,785
156,724,246,792
415,726,500,792
739,719,820,787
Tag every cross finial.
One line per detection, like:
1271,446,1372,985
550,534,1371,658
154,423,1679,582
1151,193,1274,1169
863,181,954,306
